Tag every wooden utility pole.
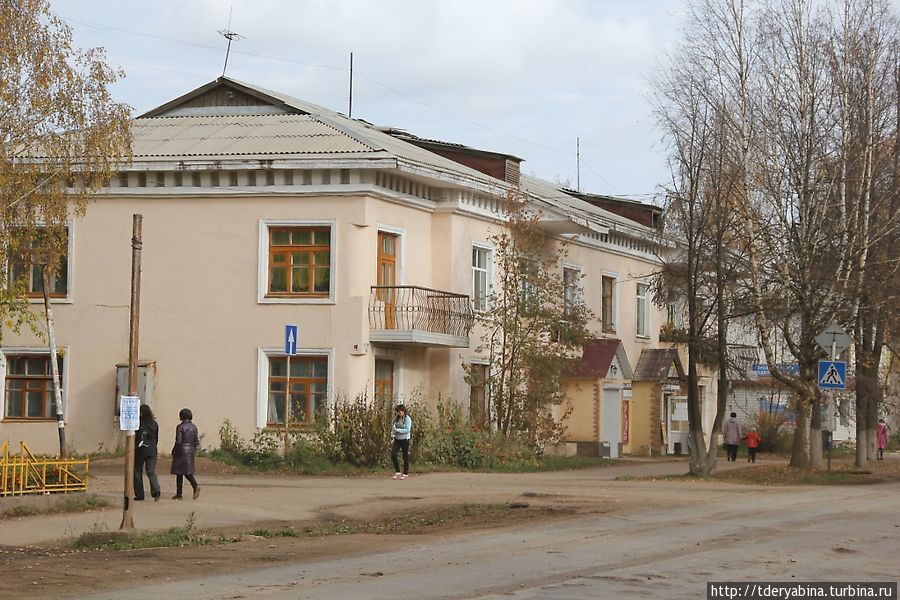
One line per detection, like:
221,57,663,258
120,214,143,530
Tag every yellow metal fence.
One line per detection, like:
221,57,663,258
0,441,89,496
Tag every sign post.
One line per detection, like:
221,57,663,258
816,323,852,472
284,325,298,453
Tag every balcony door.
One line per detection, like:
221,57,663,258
377,231,398,329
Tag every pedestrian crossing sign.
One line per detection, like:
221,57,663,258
817,360,847,390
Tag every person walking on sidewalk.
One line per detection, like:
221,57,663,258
724,412,742,462
876,419,890,461
170,408,200,499
391,404,412,480
745,427,761,464
134,404,161,501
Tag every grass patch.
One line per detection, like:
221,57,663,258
203,450,617,476
67,502,563,554
618,460,900,486
70,513,223,551
1,494,107,519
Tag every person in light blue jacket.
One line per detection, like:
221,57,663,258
391,404,412,480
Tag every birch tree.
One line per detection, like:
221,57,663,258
1,0,131,455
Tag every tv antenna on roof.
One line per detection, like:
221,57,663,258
218,7,244,76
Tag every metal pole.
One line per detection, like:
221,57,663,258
284,355,291,453
827,340,837,472
348,52,354,118
120,214,142,530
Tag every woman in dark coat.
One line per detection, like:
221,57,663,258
170,407,200,499
134,404,161,501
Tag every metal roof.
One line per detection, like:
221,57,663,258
131,115,377,159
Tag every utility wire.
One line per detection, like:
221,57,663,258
62,15,648,198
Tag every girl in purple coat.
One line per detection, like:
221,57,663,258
170,408,201,499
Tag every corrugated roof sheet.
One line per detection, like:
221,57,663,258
131,115,376,158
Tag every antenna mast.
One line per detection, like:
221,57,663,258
576,137,581,192
218,8,244,77
349,52,354,118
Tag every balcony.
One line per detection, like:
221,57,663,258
369,286,474,348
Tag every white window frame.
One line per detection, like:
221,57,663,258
562,263,581,313
258,219,337,304
256,347,333,429
471,243,493,313
636,280,651,338
0,346,69,421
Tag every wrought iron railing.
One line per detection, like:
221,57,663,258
369,286,474,337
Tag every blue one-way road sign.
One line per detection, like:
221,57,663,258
285,324,298,355
818,360,846,390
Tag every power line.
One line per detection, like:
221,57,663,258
61,15,655,197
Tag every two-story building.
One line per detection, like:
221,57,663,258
0,77,670,455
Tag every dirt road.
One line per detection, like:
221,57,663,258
2,457,898,599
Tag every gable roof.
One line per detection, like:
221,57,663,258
570,338,634,379
633,348,684,382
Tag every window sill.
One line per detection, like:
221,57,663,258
1,417,57,423
636,335,652,341
27,297,73,305
259,296,335,305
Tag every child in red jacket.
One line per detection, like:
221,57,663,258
745,428,761,463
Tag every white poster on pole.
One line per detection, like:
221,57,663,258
119,395,140,431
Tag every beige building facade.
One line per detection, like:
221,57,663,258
0,78,669,455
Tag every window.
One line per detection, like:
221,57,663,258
3,355,62,419
636,282,650,337
472,246,490,312
374,359,394,403
468,363,489,428
601,276,616,333
267,227,331,297
266,355,327,426
8,227,69,298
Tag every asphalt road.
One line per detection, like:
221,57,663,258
81,478,900,600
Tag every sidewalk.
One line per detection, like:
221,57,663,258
0,455,765,548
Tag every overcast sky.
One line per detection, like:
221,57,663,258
52,0,689,202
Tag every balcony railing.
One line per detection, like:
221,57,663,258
369,286,474,348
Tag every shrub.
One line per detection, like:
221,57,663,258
419,401,534,468
317,391,393,467
215,420,280,468
750,412,791,453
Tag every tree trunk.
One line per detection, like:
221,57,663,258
687,351,711,476
790,393,811,469
42,268,66,458
809,392,823,470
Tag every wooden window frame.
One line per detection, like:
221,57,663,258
468,363,490,429
3,354,63,420
265,355,328,427
374,359,394,403
601,275,616,334
266,226,331,298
